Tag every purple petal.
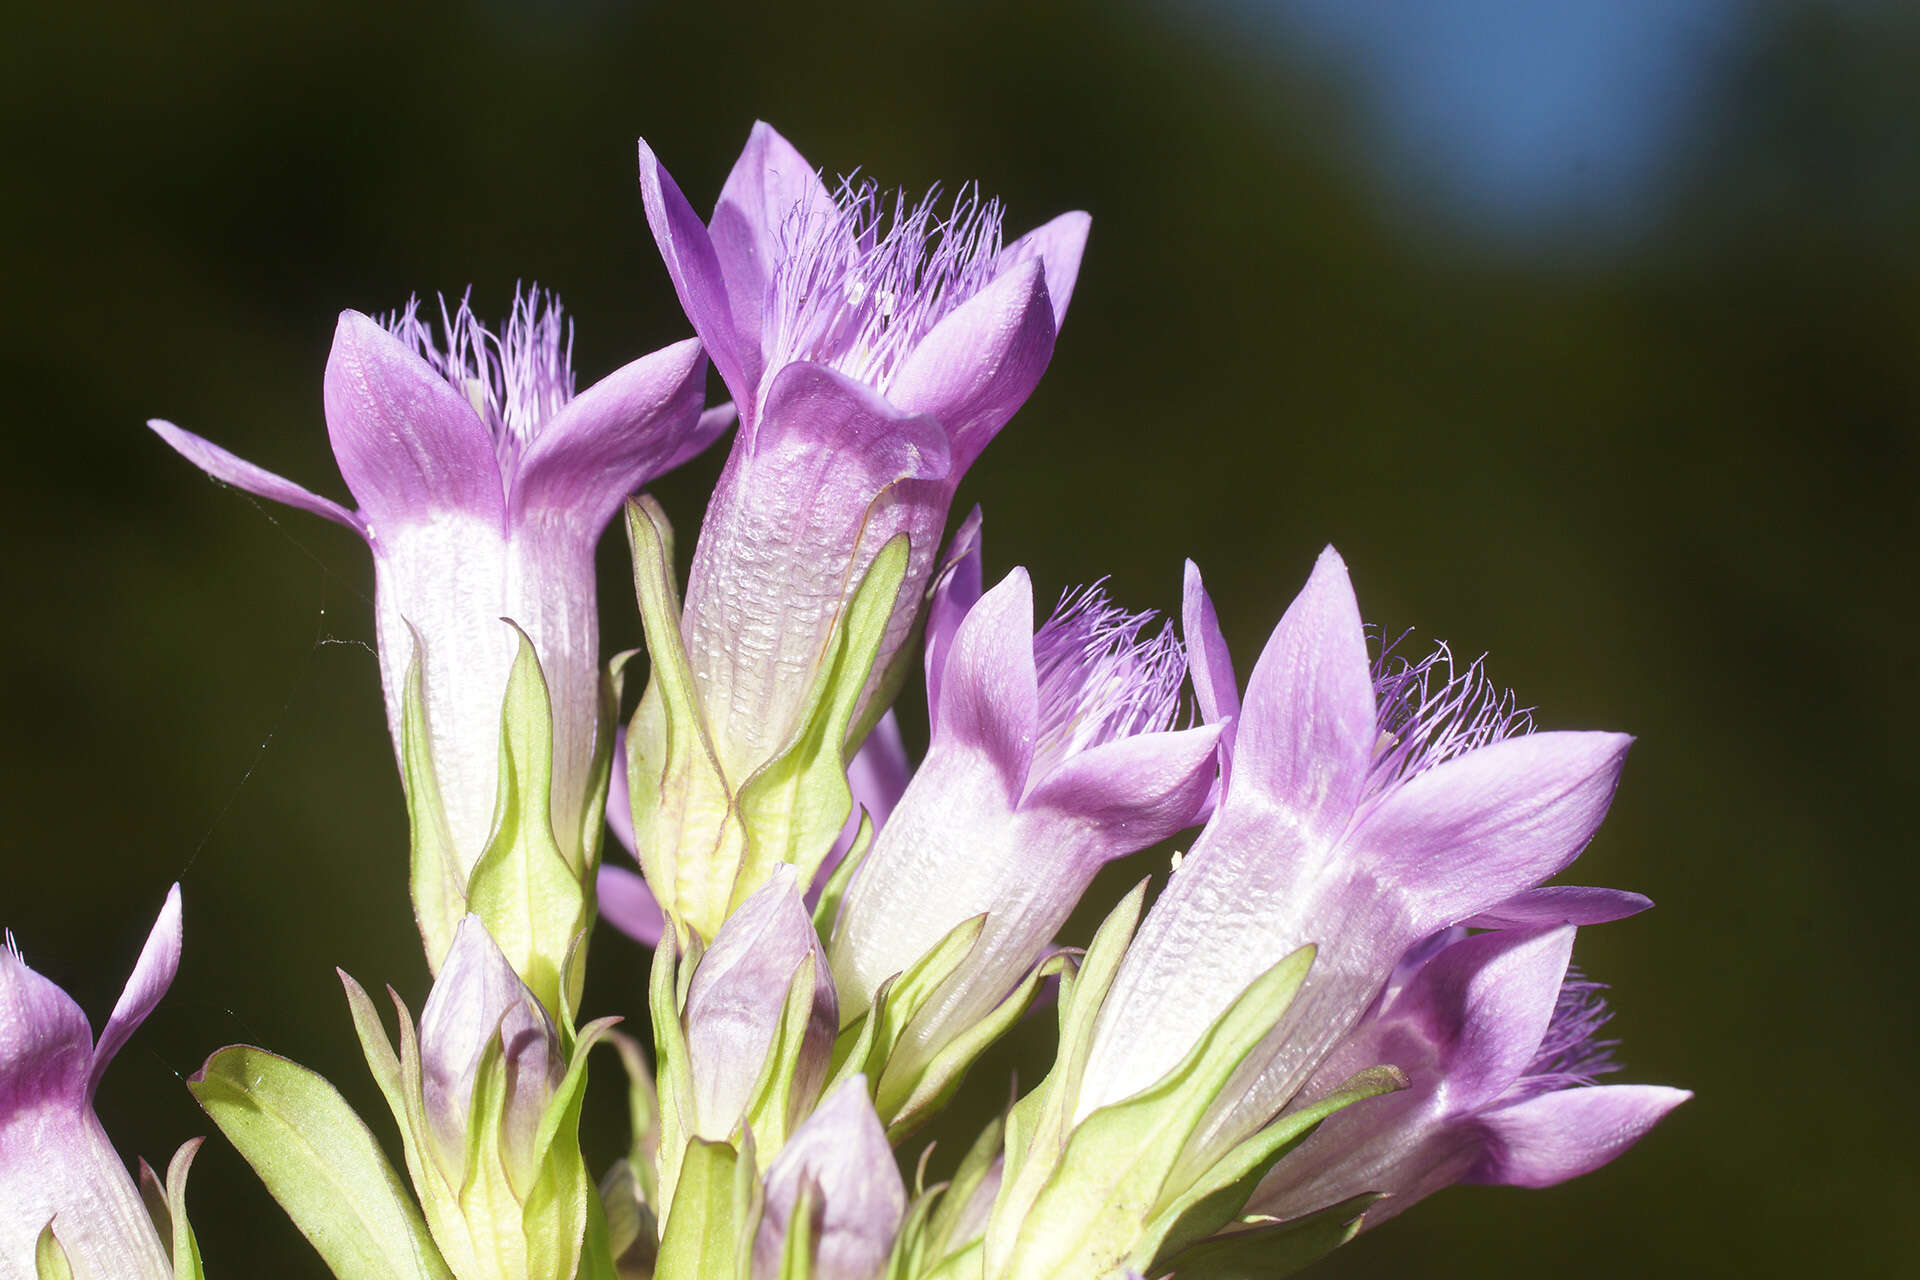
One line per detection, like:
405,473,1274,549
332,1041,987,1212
1021,724,1222,843
1465,885,1654,930
932,568,1038,798
1469,1083,1690,1189
638,137,750,412
147,420,364,533
887,258,1055,474
322,311,505,530
1345,731,1634,933
509,337,711,529
1233,547,1376,841
684,867,837,1138
1400,927,1574,1108
681,363,950,776
1181,559,1239,811
0,943,93,1117
710,122,837,399
924,508,984,738
87,885,182,1100
754,1076,905,1280
597,864,667,949
996,210,1092,332
0,1110,172,1279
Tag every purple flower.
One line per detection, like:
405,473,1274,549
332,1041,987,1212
598,711,912,948
0,886,185,1277
151,291,721,874
1249,925,1689,1224
1076,548,1637,1165
751,1076,906,1280
828,556,1221,1074
682,867,838,1143
636,123,1089,778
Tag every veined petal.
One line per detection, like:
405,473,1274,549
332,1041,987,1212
1407,927,1574,1109
87,885,182,1101
887,258,1055,473
1344,731,1634,933
0,1110,173,1280
509,337,712,529
753,1076,904,1280
711,121,838,397
931,568,1039,797
597,865,667,949
322,310,505,530
1020,723,1221,842
638,137,750,411
147,420,364,533
924,508,984,738
1182,560,1240,732
1232,546,1375,841
1465,885,1653,930
0,947,92,1117
1468,1083,1690,1189
681,362,950,777
996,209,1092,332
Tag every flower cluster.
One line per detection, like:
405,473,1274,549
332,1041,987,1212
11,120,1684,1280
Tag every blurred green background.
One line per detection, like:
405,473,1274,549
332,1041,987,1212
3,0,1913,1274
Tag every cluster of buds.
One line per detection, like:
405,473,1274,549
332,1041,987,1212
13,120,1685,1280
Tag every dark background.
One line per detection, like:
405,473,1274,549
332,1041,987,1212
3,0,1913,1274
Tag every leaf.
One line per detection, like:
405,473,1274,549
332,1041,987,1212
189,1046,452,1280
402,636,467,974
1153,1194,1383,1279
464,626,590,1019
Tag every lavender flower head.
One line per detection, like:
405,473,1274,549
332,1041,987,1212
637,124,1089,789
151,290,721,950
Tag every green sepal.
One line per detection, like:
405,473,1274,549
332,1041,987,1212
810,811,874,939
138,1157,171,1246
877,950,1071,1142
188,1045,453,1280
623,496,737,944
519,1015,622,1280
579,649,636,872
826,913,985,1096
880,1175,943,1280
605,1028,662,1204
597,1159,658,1279
996,944,1317,1280
464,625,590,1020
402,632,466,976
1133,1065,1407,1269
734,534,910,906
920,1112,1007,1264
33,1225,73,1280
577,1186,621,1280
1153,1193,1384,1279
649,937,699,1222
655,1136,761,1280
738,952,828,1160
776,1178,820,1280
165,1137,208,1280
991,878,1147,1251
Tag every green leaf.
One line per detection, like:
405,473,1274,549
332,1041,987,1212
401,635,467,975
999,945,1317,1280
166,1137,208,1280
188,1046,452,1280
33,1225,73,1280
1154,1194,1383,1279
1134,1066,1406,1268
735,536,910,903
464,626,589,1019
655,1137,760,1280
